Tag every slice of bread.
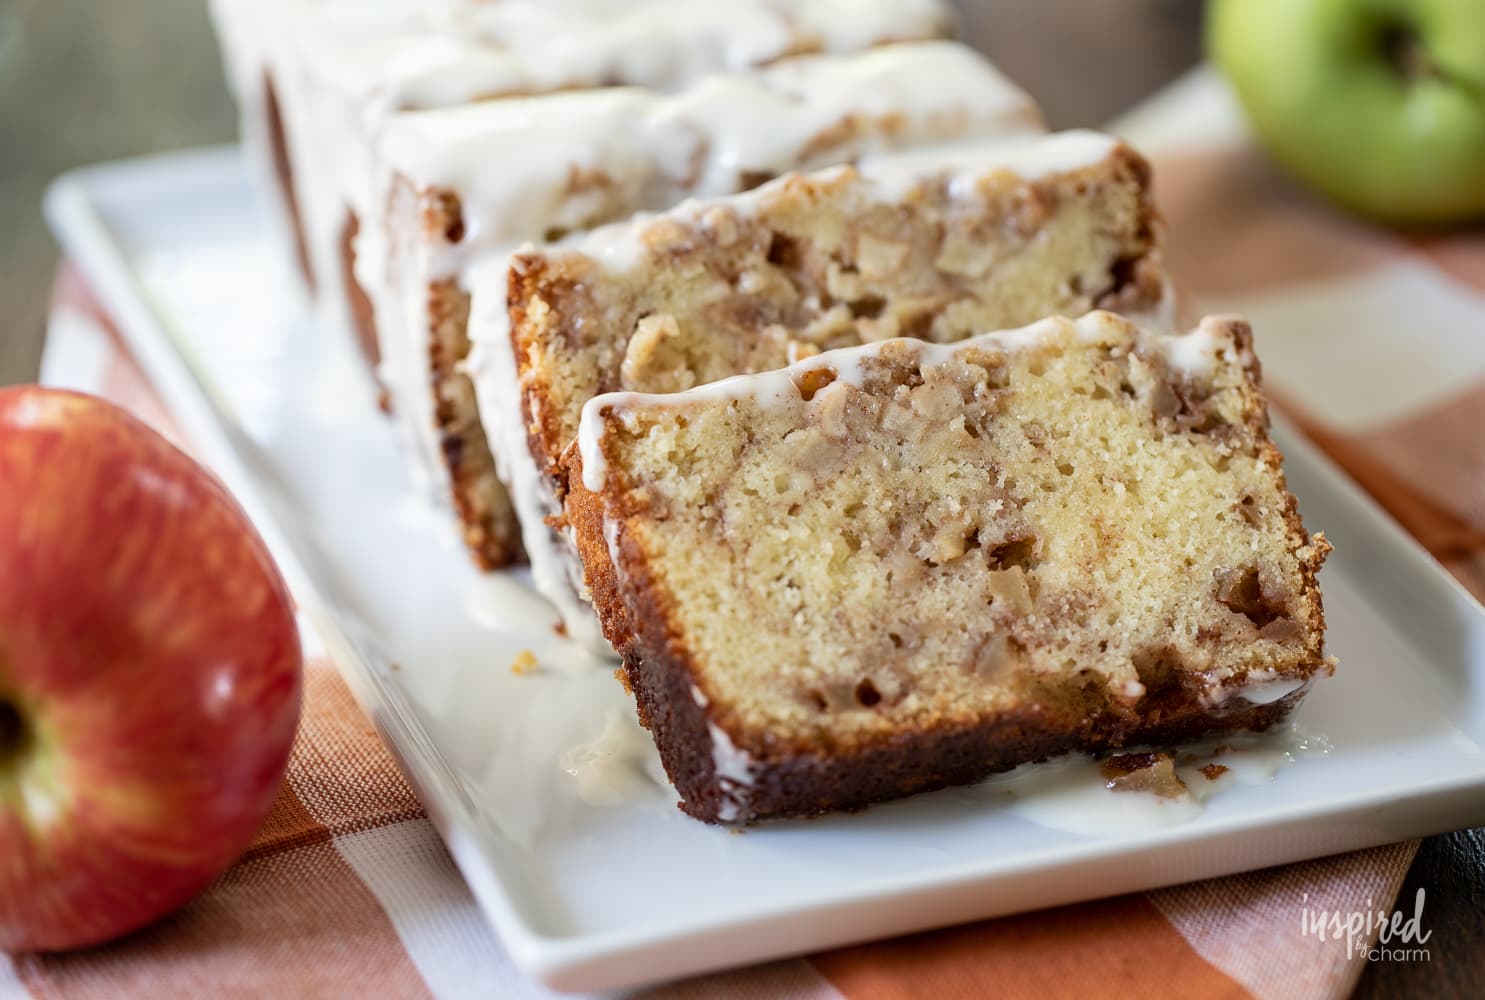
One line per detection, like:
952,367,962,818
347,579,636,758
485,130,1166,642
562,312,1330,822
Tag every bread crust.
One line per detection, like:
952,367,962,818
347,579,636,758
263,72,315,292
379,183,523,569
428,278,526,568
339,211,383,375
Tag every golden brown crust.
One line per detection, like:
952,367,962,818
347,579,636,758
509,260,582,483
562,443,638,655
427,278,526,569
1233,320,1333,670
339,211,382,373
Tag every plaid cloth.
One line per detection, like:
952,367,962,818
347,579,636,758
9,80,1484,1000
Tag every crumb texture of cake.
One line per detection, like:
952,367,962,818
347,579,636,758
295,0,957,113
367,42,1043,570
563,312,1330,823
489,129,1164,637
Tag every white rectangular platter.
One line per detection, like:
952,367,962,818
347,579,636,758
45,144,1485,993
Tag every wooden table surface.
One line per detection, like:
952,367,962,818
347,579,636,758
0,1,1479,994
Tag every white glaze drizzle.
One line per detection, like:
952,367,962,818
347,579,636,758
1161,315,1248,379
559,706,668,807
255,0,957,289
1203,671,1310,708
374,42,1041,272
303,0,956,113
707,721,758,824
557,128,1118,275
853,128,1114,201
465,256,615,655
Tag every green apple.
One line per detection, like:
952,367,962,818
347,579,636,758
1208,0,1485,226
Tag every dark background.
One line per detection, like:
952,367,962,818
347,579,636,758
0,1,1477,995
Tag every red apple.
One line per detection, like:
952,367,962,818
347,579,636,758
0,387,302,952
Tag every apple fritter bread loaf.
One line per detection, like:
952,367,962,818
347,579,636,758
562,312,1330,822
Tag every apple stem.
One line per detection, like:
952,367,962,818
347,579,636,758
0,700,24,768
1381,25,1438,84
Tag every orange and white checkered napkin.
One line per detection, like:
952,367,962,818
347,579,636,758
10,118,1484,1000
